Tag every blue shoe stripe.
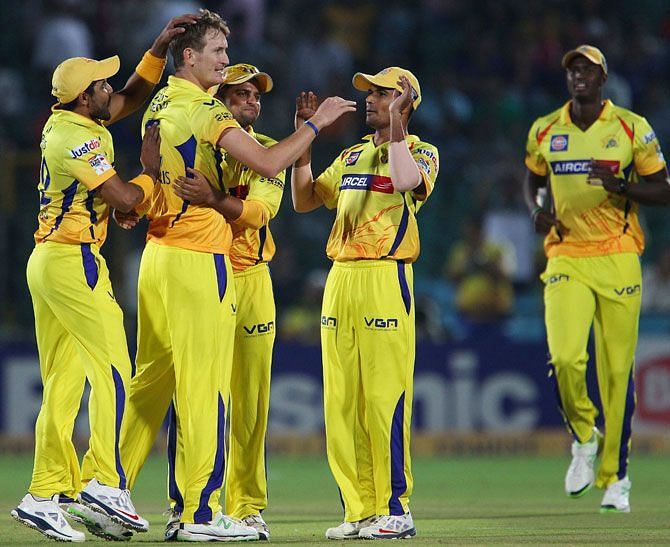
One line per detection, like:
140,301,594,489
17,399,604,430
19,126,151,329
15,507,71,540
79,491,140,528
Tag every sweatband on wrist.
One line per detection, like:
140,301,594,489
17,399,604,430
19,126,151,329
304,120,319,136
129,173,155,201
135,50,166,84
235,199,270,230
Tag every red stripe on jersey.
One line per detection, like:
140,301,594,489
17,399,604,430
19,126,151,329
536,118,559,145
616,116,634,142
371,175,394,194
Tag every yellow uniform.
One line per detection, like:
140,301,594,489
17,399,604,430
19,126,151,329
28,107,131,497
119,76,240,524
217,130,285,518
526,99,666,487
315,134,438,520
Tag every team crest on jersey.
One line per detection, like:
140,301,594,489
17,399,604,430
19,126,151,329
602,134,619,149
549,135,568,152
88,154,113,175
345,151,362,166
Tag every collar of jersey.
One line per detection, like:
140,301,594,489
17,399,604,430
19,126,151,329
50,104,106,129
361,134,420,147
560,99,614,126
167,75,212,96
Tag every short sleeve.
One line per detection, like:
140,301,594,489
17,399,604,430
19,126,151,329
247,169,285,219
60,143,116,190
633,117,666,176
314,155,344,210
192,97,242,145
411,143,439,200
525,120,549,177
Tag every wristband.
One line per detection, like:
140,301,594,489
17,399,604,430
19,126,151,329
617,179,629,195
304,120,319,136
135,50,167,84
531,206,543,219
129,173,155,201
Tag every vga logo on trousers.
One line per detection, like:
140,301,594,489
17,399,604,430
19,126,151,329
243,321,274,335
614,284,640,297
364,317,398,330
321,316,337,329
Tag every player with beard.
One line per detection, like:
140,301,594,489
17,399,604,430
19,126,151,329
10,13,199,542
524,45,670,513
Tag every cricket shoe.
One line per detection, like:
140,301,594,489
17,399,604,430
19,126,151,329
325,516,377,540
600,477,631,513
565,427,602,497
177,512,259,542
242,513,270,541
11,493,85,542
164,508,181,541
60,496,133,541
358,512,416,540
80,478,148,532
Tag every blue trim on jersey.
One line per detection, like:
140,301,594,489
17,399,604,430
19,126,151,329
387,194,409,258
194,394,226,523
256,225,267,264
85,189,97,240
172,136,197,227
111,364,127,489
548,362,579,441
167,403,184,513
618,367,636,480
397,262,412,315
214,149,225,191
388,392,407,516
45,179,79,239
81,243,99,290
213,254,227,302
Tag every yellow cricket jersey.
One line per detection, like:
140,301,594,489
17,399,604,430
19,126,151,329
526,100,666,258
141,76,241,254
221,129,284,272
314,134,439,262
34,107,117,245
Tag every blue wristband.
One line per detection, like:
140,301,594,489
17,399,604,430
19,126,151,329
304,120,319,136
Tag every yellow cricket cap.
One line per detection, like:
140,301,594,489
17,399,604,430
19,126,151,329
352,66,421,110
561,45,608,75
221,63,273,93
52,55,120,103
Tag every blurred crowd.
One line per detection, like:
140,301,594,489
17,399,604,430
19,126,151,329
2,0,670,343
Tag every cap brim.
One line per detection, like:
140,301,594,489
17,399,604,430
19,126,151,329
352,72,394,92
92,55,121,81
561,51,603,72
222,72,273,93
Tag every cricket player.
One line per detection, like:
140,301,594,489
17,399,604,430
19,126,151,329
113,9,355,542
524,45,670,513
9,13,198,542
291,68,439,540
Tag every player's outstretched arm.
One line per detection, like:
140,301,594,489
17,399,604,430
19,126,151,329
291,92,323,212
218,95,356,179
107,13,200,124
388,76,422,193
99,124,161,212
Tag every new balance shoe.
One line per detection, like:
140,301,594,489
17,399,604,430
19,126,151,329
358,512,416,540
80,478,148,532
164,508,181,542
600,477,631,513
11,493,85,542
242,513,270,541
177,512,259,542
60,496,133,541
325,516,377,540
565,427,602,497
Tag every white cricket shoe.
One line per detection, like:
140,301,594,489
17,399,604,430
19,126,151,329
358,512,417,540
242,514,270,541
177,512,259,542
565,427,602,497
600,477,631,513
325,516,377,540
60,496,133,541
80,478,148,532
164,508,181,542
11,493,85,542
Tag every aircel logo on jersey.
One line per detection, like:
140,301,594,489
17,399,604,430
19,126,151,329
243,321,274,335
550,160,620,175
70,139,101,158
340,174,394,194
550,135,568,152
364,317,398,330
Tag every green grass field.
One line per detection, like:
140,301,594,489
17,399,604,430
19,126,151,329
1,454,668,544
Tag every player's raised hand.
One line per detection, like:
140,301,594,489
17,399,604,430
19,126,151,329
587,159,620,192
295,91,318,130
174,167,215,206
150,13,201,58
140,123,161,180
309,96,357,131
390,76,414,115
113,209,140,230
